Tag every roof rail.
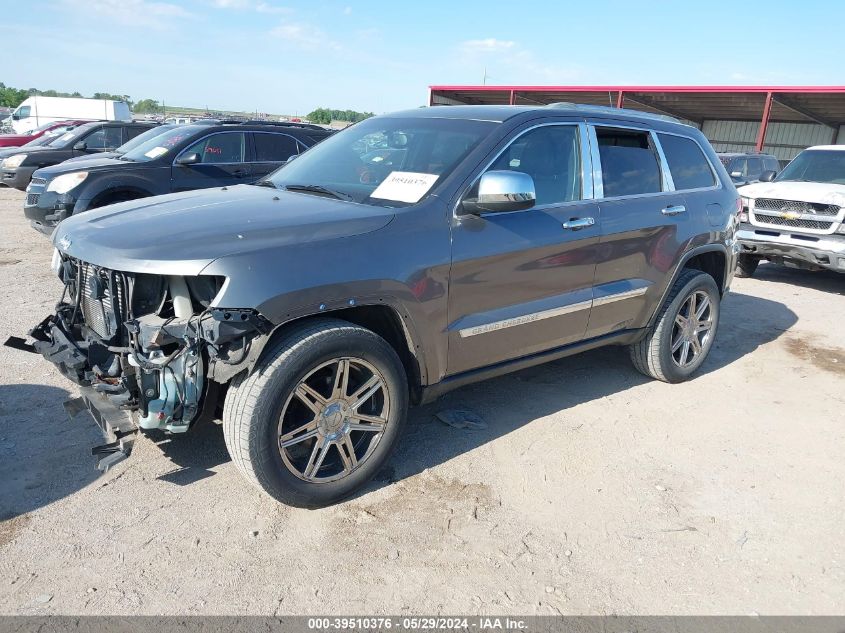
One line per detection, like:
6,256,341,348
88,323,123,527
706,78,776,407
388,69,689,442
546,102,684,124
241,119,327,131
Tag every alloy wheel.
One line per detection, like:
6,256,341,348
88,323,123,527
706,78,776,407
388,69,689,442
670,290,714,368
277,357,390,483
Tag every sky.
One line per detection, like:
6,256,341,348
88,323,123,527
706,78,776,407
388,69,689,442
5,0,844,116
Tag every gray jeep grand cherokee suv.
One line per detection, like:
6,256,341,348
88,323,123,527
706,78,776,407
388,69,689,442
16,104,739,507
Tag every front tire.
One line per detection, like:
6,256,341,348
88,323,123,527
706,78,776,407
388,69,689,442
735,254,760,278
630,269,721,383
222,318,408,508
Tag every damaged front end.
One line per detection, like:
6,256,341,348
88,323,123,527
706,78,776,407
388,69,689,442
11,252,271,470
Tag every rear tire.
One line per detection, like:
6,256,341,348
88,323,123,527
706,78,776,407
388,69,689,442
629,269,721,383
222,318,408,508
735,254,760,278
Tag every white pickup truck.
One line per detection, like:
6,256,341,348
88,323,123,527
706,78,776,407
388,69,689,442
736,145,845,277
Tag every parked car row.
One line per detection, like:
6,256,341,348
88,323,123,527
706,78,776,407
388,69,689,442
21,120,333,233
7,103,742,507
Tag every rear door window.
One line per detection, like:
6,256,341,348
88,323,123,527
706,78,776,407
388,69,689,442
124,126,152,143
656,133,716,190
253,133,300,162
84,126,123,150
596,128,662,197
746,157,763,180
184,132,246,164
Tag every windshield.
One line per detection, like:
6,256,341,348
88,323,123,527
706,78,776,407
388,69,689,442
120,125,202,162
266,116,497,206
114,124,176,156
776,150,845,184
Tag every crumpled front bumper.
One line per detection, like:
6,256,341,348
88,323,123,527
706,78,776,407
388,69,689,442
737,226,845,272
4,316,138,471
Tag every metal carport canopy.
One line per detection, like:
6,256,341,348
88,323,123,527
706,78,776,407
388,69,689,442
428,86,845,150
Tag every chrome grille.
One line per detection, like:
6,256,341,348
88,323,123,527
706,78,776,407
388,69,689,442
25,193,40,206
754,198,840,216
751,215,833,231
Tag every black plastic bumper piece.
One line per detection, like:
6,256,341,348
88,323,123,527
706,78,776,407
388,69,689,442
64,386,138,472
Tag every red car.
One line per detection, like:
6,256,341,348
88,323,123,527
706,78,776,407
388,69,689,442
0,120,87,148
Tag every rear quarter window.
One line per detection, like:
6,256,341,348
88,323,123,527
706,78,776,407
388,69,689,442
657,133,716,190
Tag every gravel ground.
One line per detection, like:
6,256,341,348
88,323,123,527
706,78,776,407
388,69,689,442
0,185,843,615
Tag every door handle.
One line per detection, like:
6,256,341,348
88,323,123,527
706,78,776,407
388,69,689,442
561,217,595,230
661,205,686,216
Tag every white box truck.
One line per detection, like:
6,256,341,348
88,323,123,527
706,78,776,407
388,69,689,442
7,96,132,134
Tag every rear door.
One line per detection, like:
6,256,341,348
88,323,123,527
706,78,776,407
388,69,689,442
447,121,600,375
250,131,302,181
585,123,688,339
171,131,250,191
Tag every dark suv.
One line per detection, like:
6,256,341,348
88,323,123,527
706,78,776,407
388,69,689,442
0,120,158,190
24,121,333,233
718,152,781,186
14,105,738,507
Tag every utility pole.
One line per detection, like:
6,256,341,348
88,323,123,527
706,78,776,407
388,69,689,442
482,68,488,85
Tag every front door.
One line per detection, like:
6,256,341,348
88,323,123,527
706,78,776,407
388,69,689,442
447,123,600,375
171,131,251,191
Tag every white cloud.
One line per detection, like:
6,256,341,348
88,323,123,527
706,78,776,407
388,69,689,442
211,0,291,12
460,38,516,54
270,21,339,51
456,38,581,84
60,0,192,28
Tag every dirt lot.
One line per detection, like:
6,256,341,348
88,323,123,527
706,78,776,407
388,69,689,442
0,186,843,615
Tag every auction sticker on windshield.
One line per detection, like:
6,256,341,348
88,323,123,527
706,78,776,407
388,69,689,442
370,171,438,203
144,147,168,159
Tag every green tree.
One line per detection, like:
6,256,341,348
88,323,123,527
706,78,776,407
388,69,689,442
134,99,163,114
307,107,374,124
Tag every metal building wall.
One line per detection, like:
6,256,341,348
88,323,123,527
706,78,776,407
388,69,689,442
703,120,840,163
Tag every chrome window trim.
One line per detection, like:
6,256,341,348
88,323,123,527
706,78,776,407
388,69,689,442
172,130,248,167
654,129,721,193
586,125,603,199
453,121,594,218
651,130,676,192
589,122,723,202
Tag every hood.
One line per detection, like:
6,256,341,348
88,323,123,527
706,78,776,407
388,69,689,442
738,180,845,207
62,151,119,164
36,155,128,178
0,146,32,160
54,184,395,276
0,134,31,147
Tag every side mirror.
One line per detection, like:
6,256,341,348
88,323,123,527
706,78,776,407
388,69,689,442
73,141,88,152
460,170,536,215
759,170,777,182
176,152,200,166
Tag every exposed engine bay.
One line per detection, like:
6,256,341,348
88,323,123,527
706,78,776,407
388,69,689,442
26,251,272,465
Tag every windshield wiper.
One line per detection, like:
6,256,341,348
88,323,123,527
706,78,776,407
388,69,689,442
254,179,277,188
284,184,353,201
